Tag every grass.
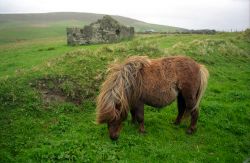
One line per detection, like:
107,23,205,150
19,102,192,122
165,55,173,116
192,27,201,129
0,37,101,77
0,32,250,162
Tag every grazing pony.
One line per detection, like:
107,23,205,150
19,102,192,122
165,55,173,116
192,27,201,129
96,56,209,140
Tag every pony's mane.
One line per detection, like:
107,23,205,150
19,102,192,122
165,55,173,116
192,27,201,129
96,56,150,124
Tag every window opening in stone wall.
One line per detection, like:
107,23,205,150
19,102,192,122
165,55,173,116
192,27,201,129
116,29,120,36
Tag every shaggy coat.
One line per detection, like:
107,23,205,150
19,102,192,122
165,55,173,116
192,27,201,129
96,55,209,140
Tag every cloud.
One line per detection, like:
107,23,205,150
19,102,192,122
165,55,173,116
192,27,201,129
0,0,249,30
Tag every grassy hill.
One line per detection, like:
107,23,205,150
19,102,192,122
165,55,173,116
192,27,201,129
0,12,186,44
0,31,249,162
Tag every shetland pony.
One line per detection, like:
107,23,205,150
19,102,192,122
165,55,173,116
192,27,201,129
96,56,209,140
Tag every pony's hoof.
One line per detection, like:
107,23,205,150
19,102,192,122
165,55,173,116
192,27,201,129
186,128,196,134
131,120,137,124
110,135,119,141
139,130,147,134
173,121,181,125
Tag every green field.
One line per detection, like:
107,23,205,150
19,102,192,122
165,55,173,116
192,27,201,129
0,30,250,162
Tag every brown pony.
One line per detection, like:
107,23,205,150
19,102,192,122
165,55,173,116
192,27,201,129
96,55,209,140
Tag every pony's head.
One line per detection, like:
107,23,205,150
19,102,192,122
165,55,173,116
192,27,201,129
96,99,126,140
107,115,123,140
96,56,150,140
96,71,130,140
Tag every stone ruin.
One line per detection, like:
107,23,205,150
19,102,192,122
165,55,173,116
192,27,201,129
66,15,134,45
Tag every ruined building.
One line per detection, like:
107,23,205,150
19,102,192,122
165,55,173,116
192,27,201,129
66,15,134,45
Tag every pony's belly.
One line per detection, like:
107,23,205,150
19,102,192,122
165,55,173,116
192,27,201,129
144,100,175,108
141,87,178,108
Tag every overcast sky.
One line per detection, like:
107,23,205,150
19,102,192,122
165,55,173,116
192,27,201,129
0,0,249,31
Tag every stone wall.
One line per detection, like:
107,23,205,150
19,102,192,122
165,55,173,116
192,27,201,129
67,15,134,45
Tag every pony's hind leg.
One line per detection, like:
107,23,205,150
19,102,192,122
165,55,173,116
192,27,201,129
184,95,199,134
186,109,199,134
174,93,186,125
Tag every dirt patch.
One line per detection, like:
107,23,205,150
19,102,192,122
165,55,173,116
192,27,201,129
38,47,56,51
40,90,66,104
31,76,84,105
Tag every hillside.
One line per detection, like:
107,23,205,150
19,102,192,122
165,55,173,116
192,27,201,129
0,12,186,44
0,32,249,162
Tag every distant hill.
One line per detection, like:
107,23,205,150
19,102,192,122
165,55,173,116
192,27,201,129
0,12,187,44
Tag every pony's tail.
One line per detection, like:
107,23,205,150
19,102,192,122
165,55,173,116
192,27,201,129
192,64,209,112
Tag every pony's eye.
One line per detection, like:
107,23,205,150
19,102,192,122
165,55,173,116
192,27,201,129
115,104,121,110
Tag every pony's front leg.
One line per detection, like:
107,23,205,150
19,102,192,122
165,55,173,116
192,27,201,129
139,121,145,133
133,101,145,133
130,109,137,124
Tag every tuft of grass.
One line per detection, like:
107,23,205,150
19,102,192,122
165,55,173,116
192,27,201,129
243,28,250,42
167,38,248,57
